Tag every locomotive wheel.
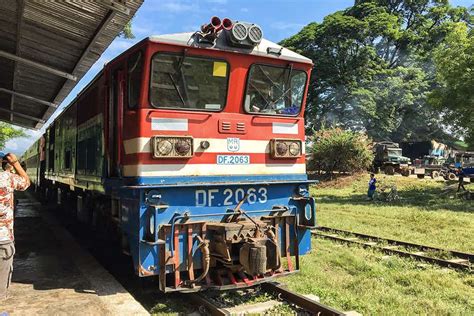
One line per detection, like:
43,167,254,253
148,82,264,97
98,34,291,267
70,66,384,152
401,169,409,177
417,174,425,179
384,166,395,175
448,173,457,181
431,171,440,179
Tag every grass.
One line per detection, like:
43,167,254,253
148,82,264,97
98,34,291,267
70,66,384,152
285,239,474,314
314,175,473,251
149,175,473,315
283,174,474,314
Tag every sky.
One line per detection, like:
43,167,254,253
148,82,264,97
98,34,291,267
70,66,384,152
5,0,473,155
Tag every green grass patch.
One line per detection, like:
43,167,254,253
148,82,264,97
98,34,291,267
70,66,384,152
285,238,474,314
283,175,474,314
314,175,473,251
149,176,473,314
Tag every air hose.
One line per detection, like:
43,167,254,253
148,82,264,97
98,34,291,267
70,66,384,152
184,236,210,287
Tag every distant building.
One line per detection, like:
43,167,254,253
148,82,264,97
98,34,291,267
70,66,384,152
400,140,455,160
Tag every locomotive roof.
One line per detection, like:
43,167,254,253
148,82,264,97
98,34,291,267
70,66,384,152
148,32,313,65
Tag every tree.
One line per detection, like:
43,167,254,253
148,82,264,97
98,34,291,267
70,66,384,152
351,66,446,141
280,0,472,142
119,21,135,39
429,22,474,145
307,128,374,174
0,122,26,151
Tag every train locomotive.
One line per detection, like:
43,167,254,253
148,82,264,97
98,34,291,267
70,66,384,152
22,17,316,292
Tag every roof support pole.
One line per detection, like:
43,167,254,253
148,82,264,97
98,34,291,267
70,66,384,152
0,50,78,81
10,0,25,122
102,0,131,15
0,88,57,108
0,107,45,123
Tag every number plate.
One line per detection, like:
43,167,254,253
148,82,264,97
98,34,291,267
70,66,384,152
195,187,268,207
217,155,250,165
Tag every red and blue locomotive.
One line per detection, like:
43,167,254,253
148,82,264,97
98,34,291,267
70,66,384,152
23,17,316,292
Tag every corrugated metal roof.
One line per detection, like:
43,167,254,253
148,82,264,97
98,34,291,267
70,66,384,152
0,0,144,129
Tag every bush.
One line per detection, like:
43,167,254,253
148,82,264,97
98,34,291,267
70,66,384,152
307,128,373,174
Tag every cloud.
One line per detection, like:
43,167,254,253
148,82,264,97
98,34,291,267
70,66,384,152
4,129,43,155
206,0,228,4
209,7,227,14
270,22,305,31
108,39,136,52
152,1,198,13
6,141,18,151
181,24,200,32
132,24,155,36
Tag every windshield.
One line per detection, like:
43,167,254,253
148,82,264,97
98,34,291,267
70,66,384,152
244,64,307,116
150,53,229,111
388,149,402,156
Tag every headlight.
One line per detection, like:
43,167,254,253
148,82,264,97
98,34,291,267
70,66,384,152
276,142,288,155
152,136,194,158
270,139,302,158
175,139,192,156
289,142,300,156
157,140,173,156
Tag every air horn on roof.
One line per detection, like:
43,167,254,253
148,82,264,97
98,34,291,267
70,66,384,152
197,16,263,47
221,18,233,31
201,16,222,33
198,16,234,43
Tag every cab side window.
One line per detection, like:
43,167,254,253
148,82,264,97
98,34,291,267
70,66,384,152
128,50,143,109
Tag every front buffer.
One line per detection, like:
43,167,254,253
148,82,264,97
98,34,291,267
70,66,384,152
120,180,316,292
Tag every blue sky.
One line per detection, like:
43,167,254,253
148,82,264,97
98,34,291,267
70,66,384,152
6,0,473,155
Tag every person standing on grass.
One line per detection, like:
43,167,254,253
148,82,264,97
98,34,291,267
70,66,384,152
0,153,30,301
457,168,466,192
367,173,376,200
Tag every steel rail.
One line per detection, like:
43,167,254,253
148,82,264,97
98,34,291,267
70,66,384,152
187,293,230,316
313,227,472,272
262,282,346,315
316,226,473,260
187,282,346,315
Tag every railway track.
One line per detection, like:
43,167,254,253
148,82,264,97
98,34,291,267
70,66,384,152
313,226,473,272
188,282,345,315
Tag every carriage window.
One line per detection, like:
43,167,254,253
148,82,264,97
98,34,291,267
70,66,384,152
150,53,229,111
244,64,307,116
128,50,143,109
64,149,71,170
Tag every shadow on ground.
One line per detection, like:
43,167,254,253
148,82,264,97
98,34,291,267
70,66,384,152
316,185,473,213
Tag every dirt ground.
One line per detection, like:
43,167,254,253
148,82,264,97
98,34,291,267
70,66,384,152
1,193,147,315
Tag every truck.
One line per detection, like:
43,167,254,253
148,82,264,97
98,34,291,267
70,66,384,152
440,151,474,180
412,155,446,179
372,141,412,176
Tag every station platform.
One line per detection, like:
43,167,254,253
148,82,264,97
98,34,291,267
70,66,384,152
1,191,148,315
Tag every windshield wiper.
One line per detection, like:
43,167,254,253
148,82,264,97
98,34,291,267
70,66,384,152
257,65,285,94
168,73,186,106
169,49,189,107
260,64,293,112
